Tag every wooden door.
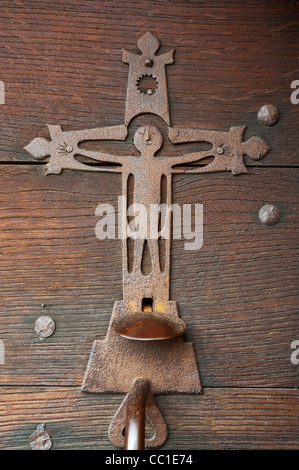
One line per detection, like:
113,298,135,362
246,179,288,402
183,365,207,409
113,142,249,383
0,0,298,449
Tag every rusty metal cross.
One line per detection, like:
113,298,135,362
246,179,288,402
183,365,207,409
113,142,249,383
25,31,270,448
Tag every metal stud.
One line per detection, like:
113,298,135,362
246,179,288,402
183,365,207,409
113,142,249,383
35,316,55,341
257,104,279,126
259,204,280,225
29,424,52,450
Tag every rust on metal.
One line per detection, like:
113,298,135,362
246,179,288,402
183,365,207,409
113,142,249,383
81,300,201,394
257,104,279,127
122,31,174,125
168,126,270,175
124,377,149,450
259,204,280,225
113,311,186,341
24,124,128,175
34,316,55,341
29,424,52,451
109,377,168,449
24,31,272,448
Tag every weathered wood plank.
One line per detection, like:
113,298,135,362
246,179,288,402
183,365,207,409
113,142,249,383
0,165,297,387
0,0,297,453
0,386,298,450
0,0,298,165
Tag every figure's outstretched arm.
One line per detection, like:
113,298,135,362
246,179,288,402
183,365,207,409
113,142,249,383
168,126,270,176
165,150,214,167
78,148,126,164
24,124,128,174
171,157,235,175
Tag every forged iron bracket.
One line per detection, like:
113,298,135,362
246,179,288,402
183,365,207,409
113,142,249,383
109,377,168,449
25,31,270,448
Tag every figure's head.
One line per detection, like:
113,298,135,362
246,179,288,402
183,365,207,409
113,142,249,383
133,126,163,155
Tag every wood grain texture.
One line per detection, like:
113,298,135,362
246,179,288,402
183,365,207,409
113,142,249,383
0,386,298,450
0,165,297,387
0,0,298,451
0,0,298,165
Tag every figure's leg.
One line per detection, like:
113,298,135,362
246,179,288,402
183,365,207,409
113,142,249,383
148,239,160,274
133,238,144,272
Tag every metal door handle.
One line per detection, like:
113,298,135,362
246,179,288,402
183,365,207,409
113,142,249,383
124,377,149,450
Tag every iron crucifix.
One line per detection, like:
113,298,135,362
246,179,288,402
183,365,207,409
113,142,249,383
25,122,269,332
24,31,270,448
